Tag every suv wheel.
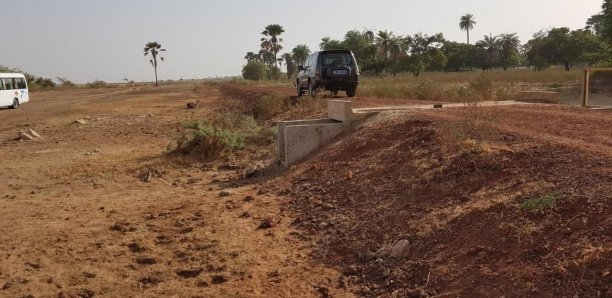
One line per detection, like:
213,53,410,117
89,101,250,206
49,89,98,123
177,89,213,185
346,89,356,98
296,80,303,96
308,80,317,97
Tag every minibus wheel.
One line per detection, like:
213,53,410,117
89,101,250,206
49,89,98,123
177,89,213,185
10,99,19,109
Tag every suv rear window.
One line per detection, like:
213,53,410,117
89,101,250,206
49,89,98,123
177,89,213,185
321,52,353,66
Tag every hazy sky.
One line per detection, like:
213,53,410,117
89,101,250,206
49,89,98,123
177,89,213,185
2,0,604,83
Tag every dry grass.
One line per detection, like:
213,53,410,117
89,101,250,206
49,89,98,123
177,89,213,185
358,68,581,101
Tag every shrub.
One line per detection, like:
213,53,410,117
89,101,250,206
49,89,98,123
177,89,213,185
414,80,440,100
469,73,494,101
242,61,268,81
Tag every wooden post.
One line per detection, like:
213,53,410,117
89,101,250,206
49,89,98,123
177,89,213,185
582,69,590,107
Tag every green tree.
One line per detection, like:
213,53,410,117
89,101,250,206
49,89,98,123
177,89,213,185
242,61,268,81
498,33,521,70
460,14,477,45
261,24,285,80
402,33,446,76
321,38,343,50
144,42,166,86
546,27,603,70
525,31,550,71
442,41,476,71
320,37,331,50
343,30,377,67
291,44,311,66
601,0,612,41
244,52,261,62
375,30,393,74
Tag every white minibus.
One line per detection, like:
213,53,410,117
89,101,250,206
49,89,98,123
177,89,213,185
0,73,29,109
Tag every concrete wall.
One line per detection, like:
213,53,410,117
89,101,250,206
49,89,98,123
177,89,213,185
278,119,347,167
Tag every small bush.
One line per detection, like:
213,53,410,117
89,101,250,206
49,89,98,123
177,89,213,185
520,194,557,212
87,80,108,88
242,61,268,81
175,121,246,159
173,113,276,159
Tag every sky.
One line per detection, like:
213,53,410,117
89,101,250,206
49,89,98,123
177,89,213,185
1,0,604,83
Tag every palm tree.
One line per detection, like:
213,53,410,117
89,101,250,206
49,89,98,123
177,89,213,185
292,44,311,66
375,30,393,74
363,29,375,44
460,14,477,44
261,24,285,80
389,36,408,77
476,34,500,70
144,42,165,86
498,33,521,70
320,37,331,50
476,34,500,50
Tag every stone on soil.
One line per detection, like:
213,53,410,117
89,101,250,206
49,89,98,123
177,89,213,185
389,240,410,258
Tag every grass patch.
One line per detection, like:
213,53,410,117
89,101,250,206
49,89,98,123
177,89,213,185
520,194,557,212
172,113,276,160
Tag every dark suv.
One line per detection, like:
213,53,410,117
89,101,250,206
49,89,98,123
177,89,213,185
296,49,359,97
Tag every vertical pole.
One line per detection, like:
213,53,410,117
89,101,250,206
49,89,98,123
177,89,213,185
582,69,590,107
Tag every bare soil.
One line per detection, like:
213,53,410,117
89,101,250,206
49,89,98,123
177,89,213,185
0,83,610,297
0,85,347,297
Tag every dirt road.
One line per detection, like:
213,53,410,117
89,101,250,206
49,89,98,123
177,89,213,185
0,85,347,297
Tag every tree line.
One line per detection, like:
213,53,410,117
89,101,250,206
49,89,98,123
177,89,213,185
243,0,612,80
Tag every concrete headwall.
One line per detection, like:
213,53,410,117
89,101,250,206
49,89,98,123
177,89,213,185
278,119,346,167
278,100,360,167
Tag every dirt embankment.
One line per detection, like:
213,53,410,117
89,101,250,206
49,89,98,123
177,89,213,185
271,106,611,297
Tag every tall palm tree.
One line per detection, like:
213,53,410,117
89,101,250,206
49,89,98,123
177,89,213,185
460,14,477,45
375,30,393,74
292,44,311,66
144,42,165,86
261,24,285,80
320,37,331,50
389,36,408,77
282,53,294,79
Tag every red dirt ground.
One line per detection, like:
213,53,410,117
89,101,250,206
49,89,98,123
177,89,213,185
0,82,610,297
272,105,611,297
